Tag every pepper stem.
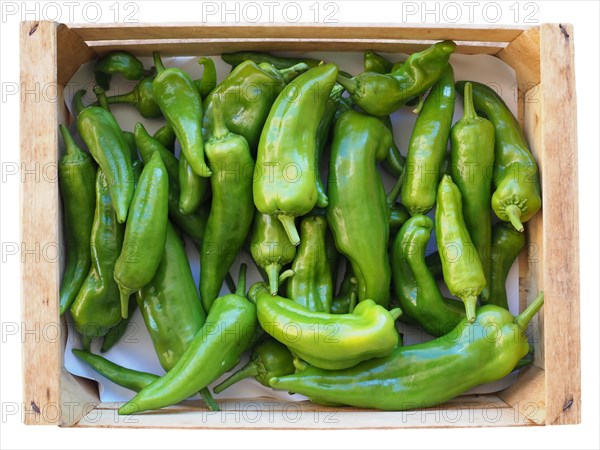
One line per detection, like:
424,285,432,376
462,294,478,323
93,86,110,112
336,74,358,94
278,62,309,83
210,93,229,139
119,288,133,319
389,307,403,321
199,387,220,411
153,51,166,73
235,263,247,297
462,82,477,120
515,291,544,330
105,89,138,105
197,57,217,99
386,174,404,207
224,271,237,294
213,361,259,394
505,204,525,232
266,264,281,296
278,215,300,246
278,269,294,284
82,336,92,352
74,89,87,116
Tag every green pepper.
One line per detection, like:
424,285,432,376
363,50,394,74
286,216,333,313
200,96,255,312
76,88,134,223
435,175,485,322
388,203,410,237
94,50,146,90
203,61,308,154
456,81,541,232
104,75,162,119
391,215,465,336
178,154,210,215
326,110,392,307
221,50,320,70
336,41,456,116
152,123,176,152
57,125,97,315
152,52,211,177
194,57,217,99
119,265,257,415
114,151,169,318
450,82,495,300
380,116,407,178
213,339,295,394
249,211,297,295
100,299,137,353
400,65,456,215
254,64,339,246
70,169,124,339
270,292,544,410
330,263,358,314
483,222,526,308
255,283,401,370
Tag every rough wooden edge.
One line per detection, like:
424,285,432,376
497,27,541,87
20,20,62,425
56,23,98,87
498,366,546,425
538,23,580,425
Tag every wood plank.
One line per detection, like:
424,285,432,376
20,21,62,425
70,23,526,43
56,24,97,87
497,27,541,86
538,23,580,425
499,366,546,425
58,369,99,427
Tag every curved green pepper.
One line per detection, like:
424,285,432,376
70,169,124,339
200,96,255,312
400,65,455,215
256,283,401,370
221,50,320,70
435,175,485,322
119,265,257,415
270,292,544,410
194,57,217,99
286,216,333,313
484,222,526,308
456,81,541,232
450,82,495,299
94,50,146,90
213,338,294,393
391,215,465,336
326,110,392,307
152,123,176,152
337,41,456,116
114,151,169,318
178,155,210,215
58,125,96,315
152,52,211,177
254,64,339,246
76,88,134,223
249,211,297,295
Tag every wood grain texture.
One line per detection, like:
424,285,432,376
499,366,546,425
497,27,541,86
57,24,97,87
20,21,62,425
538,23,580,425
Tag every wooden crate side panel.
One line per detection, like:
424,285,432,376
498,366,546,424
497,27,541,87
56,24,97,87
538,23,580,425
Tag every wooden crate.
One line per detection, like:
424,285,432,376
20,21,579,428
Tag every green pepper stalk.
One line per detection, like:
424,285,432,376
119,264,257,415
199,95,256,312
254,64,339,246
194,57,217,99
103,75,162,119
450,82,495,300
221,50,320,70
326,110,393,307
94,50,146,90
152,51,211,177
286,216,334,313
270,292,544,410
255,283,401,370
456,81,542,232
400,65,456,215
483,222,526,308
336,40,456,116
114,151,169,318
57,125,97,315
391,215,465,336
213,339,294,394
435,175,486,323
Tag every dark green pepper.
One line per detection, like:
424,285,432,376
152,123,176,152
450,82,495,300
94,50,146,90
114,151,169,318
364,50,394,74
221,50,320,70
327,110,392,307
286,216,333,313
484,222,526,308
200,96,255,312
388,203,410,236
270,292,544,410
391,215,465,336
337,41,456,116
213,339,294,393
380,116,406,178
100,299,137,353
435,175,485,322
152,52,211,177
456,81,541,232
58,125,96,315
119,265,257,415
400,65,455,215
254,64,339,245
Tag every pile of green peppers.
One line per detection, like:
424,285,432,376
59,43,543,415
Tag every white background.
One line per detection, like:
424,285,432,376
1,1,598,449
